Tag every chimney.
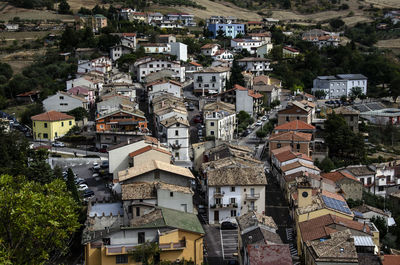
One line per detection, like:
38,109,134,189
363,222,367,233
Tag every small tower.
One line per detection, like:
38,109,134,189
297,180,312,208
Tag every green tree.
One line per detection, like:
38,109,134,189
20,102,44,126
315,90,327,99
318,157,335,173
389,74,400,102
371,216,387,241
350,86,363,99
130,242,160,265
256,130,267,139
227,59,244,90
329,18,345,30
58,0,70,14
0,175,80,264
66,168,80,203
67,107,88,121
0,63,13,81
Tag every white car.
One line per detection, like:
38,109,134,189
92,173,99,178
78,184,89,191
52,141,65,147
255,121,263,126
261,116,268,121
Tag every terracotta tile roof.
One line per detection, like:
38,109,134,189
156,182,193,194
146,79,182,88
160,116,190,127
299,214,371,242
321,171,360,183
201,43,219,49
278,104,309,115
333,106,360,115
16,90,40,97
322,189,347,202
274,120,315,131
382,255,400,265
283,171,305,183
248,89,263,99
351,204,389,217
275,150,297,162
283,46,299,53
189,61,202,67
294,152,313,162
128,145,171,158
281,161,320,173
247,244,293,265
207,167,267,186
237,211,278,231
118,160,194,182
233,84,247,91
253,75,270,85
271,145,292,156
31,110,74,121
269,131,312,142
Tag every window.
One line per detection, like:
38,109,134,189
69,121,72,125
61,122,64,127
231,187,235,192
297,116,300,120
116,255,128,264
231,210,237,217
286,116,289,122
175,140,179,145
138,232,145,244
367,177,372,185
55,132,58,137
215,198,221,204
210,131,215,135
216,187,221,193
296,144,300,150
360,178,364,184
175,152,179,158
378,186,384,192
33,122,35,127
230,197,236,204
175,130,179,136
136,207,140,217
277,143,281,148
43,133,48,138
170,192,174,197
350,116,354,122
44,123,47,128
210,122,215,127
59,96,64,100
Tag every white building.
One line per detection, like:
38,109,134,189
141,43,171,54
302,29,340,48
130,57,185,82
170,42,188,61
211,49,234,62
237,57,272,76
66,75,104,91
312,74,368,99
201,43,221,56
146,79,182,101
77,57,112,74
230,39,264,55
160,116,191,165
43,91,88,112
256,43,273,58
193,67,230,95
207,167,267,224
110,44,134,61
203,101,236,141
247,32,272,44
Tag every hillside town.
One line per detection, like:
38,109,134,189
1,1,400,265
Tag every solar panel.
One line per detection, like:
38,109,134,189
322,196,352,215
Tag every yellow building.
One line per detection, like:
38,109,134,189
31,110,75,142
84,207,204,265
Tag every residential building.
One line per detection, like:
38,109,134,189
277,101,313,125
246,244,293,265
332,106,360,133
302,29,340,48
185,62,203,79
211,49,234,62
43,91,88,112
207,23,245,39
200,43,221,56
231,39,264,55
129,11,147,22
274,120,316,134
110,44,134,62
203,143,255,163
77,57,112,74
247,32,272,43
256,43,274,58
384,10,400,25
130,57,185,82
352,204,396,228
4,24,18,31
169,42,188,61
203,101,236,141
283,46,300,58
263,18,279,26
16,90,40,103
193,67,230,95
102,82,137,101
246,21,264,32
340,165,376,193
97,95,137,116
67,86,96,105
66,75,104,91
141,43,171,54
121,181,193,218
119,8,136,20
32,111,75,142
206,16,238,25
96,109,147,135
146,79,183,101
237,57,272,76
164,13,196,27
147,12,163,24
158,34,176,43
321,171,363,201
107,136,167,179
75,14,107,33
253,75,281,105
312,74,368,99
160,116,191,165
83,207,204,265
217,84,263,117
269,131,313,157
207,166,267,224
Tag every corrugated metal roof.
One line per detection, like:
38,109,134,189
353,236,374,247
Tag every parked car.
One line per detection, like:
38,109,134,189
75,178,86,185
255,121,263,126
193,116,203,123
87,146,99,152
261,116,268,121
83,189,95,198
99,148,108,153
221,221,238,230
52,141,65,147
78,184,89,191
188,103,195,111
101,161,109,168
92,173,99,178
92,163,101,171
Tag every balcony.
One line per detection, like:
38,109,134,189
196,78,203,83
169,143,181,150
247,205,258,211
214,192,224,198
245,193,260,200
159,240,186,251
210,203,238,209
211,78,217,83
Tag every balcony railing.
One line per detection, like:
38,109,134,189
247,205,258,211
214,192,224,198
210,203,238,209
169,143,181,150
245,193,260,200
159,240,186,251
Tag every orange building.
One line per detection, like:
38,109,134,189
96,110,147,133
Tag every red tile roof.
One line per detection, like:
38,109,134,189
248,89,263,99
122,33,136,37
31,111,74,121
321,171,360,183
201,43,219,49
16,90,40,97
278,104,309,115
275,150,313,163
283,46,299,53
299,214,371,243
271,145,292,156
269,131,312,142
382,255,400,265
274,120,315,131
129,145,171,158
248,244,293,265
189,61,202,67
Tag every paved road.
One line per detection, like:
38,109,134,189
31,142,108,159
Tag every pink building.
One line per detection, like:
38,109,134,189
67,86,96,105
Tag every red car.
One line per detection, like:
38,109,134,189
99,148,108,153
193,116,203,123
